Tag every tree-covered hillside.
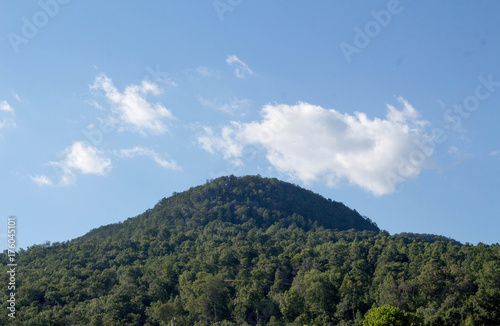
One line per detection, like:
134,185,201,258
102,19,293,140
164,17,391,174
1,175,499,325
78,175,379,243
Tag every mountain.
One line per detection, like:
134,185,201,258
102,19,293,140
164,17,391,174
1,175,499,325
78,175,379,243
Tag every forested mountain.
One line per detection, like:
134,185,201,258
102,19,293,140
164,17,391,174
78,175,379,243
1,175,499,325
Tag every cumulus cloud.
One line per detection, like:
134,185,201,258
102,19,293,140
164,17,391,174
90,74,174,135
198,98,433,195
198,96,250,115
32,141,111,186
63,141,111,175
226,55,254,78
115,146,180,170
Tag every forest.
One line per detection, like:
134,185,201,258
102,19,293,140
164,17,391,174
1,175,499,325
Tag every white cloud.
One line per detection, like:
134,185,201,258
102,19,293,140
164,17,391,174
90,73,174,135
0,101,14,113
0,100,15,131
198,96,250,115
116,146,180,170
0,119,15,130
144,65,177,87
85,99,106,111
196,66,214,77
198,123,245,166
198,98,433,195
63,141,111,175
490,150,500,157
32,141,111,186
30,175,53,186
11,90,21,102
226,55,254,78
184,66,221,81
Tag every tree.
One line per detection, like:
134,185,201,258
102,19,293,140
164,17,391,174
363,305,423,326
146,301,184,326
180,272,231,323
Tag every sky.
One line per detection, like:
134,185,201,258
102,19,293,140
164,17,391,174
1,1,499,250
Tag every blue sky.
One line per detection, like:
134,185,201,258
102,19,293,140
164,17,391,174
1,1,499,250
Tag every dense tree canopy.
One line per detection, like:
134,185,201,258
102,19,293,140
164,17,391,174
1,175,499,325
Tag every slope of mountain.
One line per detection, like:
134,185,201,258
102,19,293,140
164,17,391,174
78,175,379,243
1,175,499,325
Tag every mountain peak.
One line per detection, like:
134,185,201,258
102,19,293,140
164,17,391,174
164,175,378,231
81,175,378,243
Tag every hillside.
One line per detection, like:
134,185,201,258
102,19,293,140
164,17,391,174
1,175,499,325
78,175,379,243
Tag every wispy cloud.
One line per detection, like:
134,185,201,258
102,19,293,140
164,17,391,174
226,55,254,78
0,100,16,130
184,66,221,81
115,146,180,170
11,90,21,102
32,141,111,186
490,150,500,157
196,66,215,77
198,98,432,195
90,73,174,135
448,146,473,163
144,65,177,87
30,175,54,186
198,96,250,115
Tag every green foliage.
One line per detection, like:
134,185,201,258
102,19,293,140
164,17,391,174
1,175,499,325
180,272,231,323
363,305,423,326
